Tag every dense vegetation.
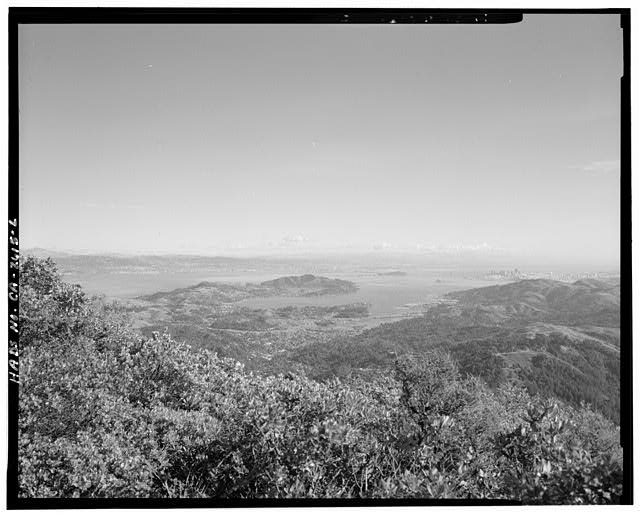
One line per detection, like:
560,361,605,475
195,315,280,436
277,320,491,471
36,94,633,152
286,304,621,422
18,257,623,502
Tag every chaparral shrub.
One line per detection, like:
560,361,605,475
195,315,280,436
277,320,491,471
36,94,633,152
18,257,624,501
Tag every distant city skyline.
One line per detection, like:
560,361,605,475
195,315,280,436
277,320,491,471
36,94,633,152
19,15,622,266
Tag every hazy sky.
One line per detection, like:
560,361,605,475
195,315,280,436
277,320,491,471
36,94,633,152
19,15,622,264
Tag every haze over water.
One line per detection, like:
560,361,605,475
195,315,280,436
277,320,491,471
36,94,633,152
19,15,621,269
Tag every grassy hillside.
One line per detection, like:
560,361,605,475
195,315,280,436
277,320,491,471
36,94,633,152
446,278,620,326
140,274,358,304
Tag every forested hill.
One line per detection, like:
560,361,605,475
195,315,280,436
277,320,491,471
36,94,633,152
17,256,624,501
286,278,621,422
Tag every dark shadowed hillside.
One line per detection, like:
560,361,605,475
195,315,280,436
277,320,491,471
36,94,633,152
285,278,621,422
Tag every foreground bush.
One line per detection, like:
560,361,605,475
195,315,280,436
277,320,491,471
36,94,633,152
18,257,623,502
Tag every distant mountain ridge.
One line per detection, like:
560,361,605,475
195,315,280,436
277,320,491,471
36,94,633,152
139,274,358,304
259,274,357,296
445,278,620,326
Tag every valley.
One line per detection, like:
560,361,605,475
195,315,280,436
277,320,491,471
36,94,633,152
41,251,622,423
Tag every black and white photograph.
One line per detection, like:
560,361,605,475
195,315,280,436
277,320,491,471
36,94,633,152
7,7,631,506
